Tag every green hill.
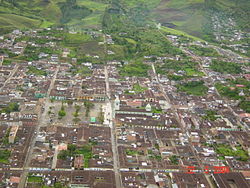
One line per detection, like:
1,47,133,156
0,0,249,43
152,0,250,41
0,0,108,34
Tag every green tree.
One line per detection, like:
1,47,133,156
84,101,94,117
58,104,66,118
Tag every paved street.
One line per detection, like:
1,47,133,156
0,64,19,91
18,65,60,188
104,66,122,188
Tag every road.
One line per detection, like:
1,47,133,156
18,65,60,188
153,30,231,187
0,64,19,91
104,66,122,188
150,64,209,176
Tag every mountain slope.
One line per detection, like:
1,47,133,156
152,0,250,40
0,0,108,34
0,0,249,44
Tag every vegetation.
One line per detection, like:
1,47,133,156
1,128,10,146
169,155,179,165
177,81,208,96
210,61,242,74
97,108,104,124
167,74,185,81
147,149,153,155
41,182,67,188
27,66,47,76
215,83,244,100
73,105,81,118
27,175,43,183
160,26,203,42
57,144,93,167
239,100,250,113
126,149,139,156
0,149,11,164
151,107,162,114
215,144,249,161
153,0,250,42
23,45,60,61
147,150,162,161
154,143,160,150
155,60,203,77
58,104,66,119
120,62,150,77
215,78,250,102
75,144,93,167
189,45,220,57
76,66,92,77
0,0,249,47
0,48,17,58
0,102,19,114
84,101,94,117
132,83,148,93
202,110,219,121
2,59,12,65
72,105,81,123
73,118,81,124
62,32,91,47
58,0,92,24
0,0,102,34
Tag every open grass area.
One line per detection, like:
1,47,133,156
62,33,91,47
153,0,205,37
155,60,203,78
215,144,249,161
177,81,208,96
0,0,64,33
188,45,221,57
77,0,108,10
126,149,143,156
132,83,148,93
0,150,11,164
27,66,47,76
202,110,220,121
215,78,249,101
239,100,250,113
215,83,243,100
27,176,43,183
210,60,242,74
160,26,205,42
122,0,161,9
0,13,41,29
120,62,150,77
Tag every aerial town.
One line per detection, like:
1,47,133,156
0,27,250,188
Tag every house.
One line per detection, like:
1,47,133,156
74,155,84,169
212,172,250,188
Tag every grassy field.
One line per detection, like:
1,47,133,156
160,26,205,42
177,81,208,96
0,13,41,34
152,0,206,37
27,176,43,183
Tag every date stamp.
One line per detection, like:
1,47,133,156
184,166,230,174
